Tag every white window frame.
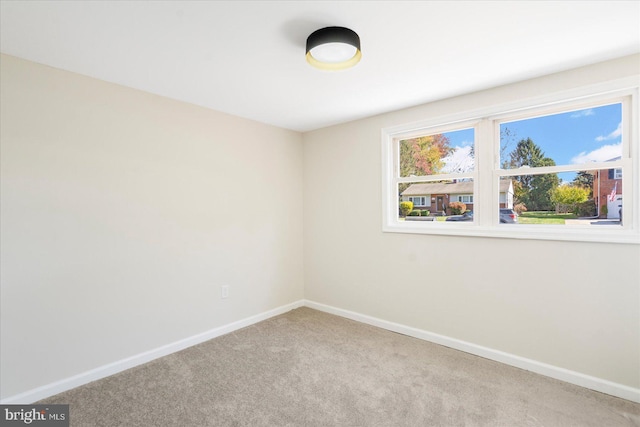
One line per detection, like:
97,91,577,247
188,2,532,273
382,77,639,244
614,168,623,179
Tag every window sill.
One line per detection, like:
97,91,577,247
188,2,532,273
383,222,640,244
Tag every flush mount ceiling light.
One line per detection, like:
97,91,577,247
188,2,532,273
306,26,361,71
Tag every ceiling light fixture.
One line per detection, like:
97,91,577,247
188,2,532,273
306,26,361,71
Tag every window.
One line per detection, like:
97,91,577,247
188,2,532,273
408,196,428,207
496,102,626,227
455,195,474,204
382,82,638,244
614,168,623,179
393,126,476,220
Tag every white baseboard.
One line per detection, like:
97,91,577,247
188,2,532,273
4,299,638,404
1,300,305,404
303,299,640,403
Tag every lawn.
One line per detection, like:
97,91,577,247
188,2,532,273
400,211,578,224
518,211,578,224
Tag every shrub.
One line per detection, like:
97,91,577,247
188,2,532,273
550,185,589,207
421,210,430,216
449,201,466,215
550,185,589,213
575,200,596,217
513,203,527,215
399,201,413,217
408,210,421,216
600,204,608,218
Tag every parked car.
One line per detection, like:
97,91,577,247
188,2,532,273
446,211,473,221
619,207,622,223
500,208,518,223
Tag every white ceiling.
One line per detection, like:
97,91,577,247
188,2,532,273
1,1,639,132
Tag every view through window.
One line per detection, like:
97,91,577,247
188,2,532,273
497,102,623,227
397,128,475,223
383,88,637,243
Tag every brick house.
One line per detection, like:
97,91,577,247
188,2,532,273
401,180,514,215
592,158,622,219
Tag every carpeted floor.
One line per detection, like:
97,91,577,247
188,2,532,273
39,307,640,426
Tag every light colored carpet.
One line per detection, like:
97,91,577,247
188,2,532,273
39,307,639,426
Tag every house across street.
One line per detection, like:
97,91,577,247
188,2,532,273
401,180,514,215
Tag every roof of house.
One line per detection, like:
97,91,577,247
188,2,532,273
401,180,512,196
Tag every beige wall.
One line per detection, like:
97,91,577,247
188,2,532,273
303,55,640,388
2,52,639,401
0,55,304,399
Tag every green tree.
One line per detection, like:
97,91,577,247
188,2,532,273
507,138,559,210
508,137,545,168
550,185,589,213
572,171,594,198
530,159,560,211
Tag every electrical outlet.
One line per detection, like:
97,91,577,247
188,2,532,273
221,285,229,299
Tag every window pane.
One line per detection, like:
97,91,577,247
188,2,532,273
399,128,474,177
500,103,622,169
502,171,622,226
614,168,623,179
399,180,474,222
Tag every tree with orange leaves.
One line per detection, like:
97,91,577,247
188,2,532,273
399,134,451,177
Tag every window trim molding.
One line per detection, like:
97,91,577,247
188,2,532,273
381,76,640,244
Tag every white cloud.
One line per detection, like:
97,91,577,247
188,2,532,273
595,122,622,142
570,109,594,118
571,142,622,164
442,145,474,173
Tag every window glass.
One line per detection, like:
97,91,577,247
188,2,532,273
497,102,624,228
399,128,474,177
499,170,621,227
382,88,636,243
500,103,622,169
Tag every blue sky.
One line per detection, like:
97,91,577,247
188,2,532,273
500,103,622,166
441,103,623,182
